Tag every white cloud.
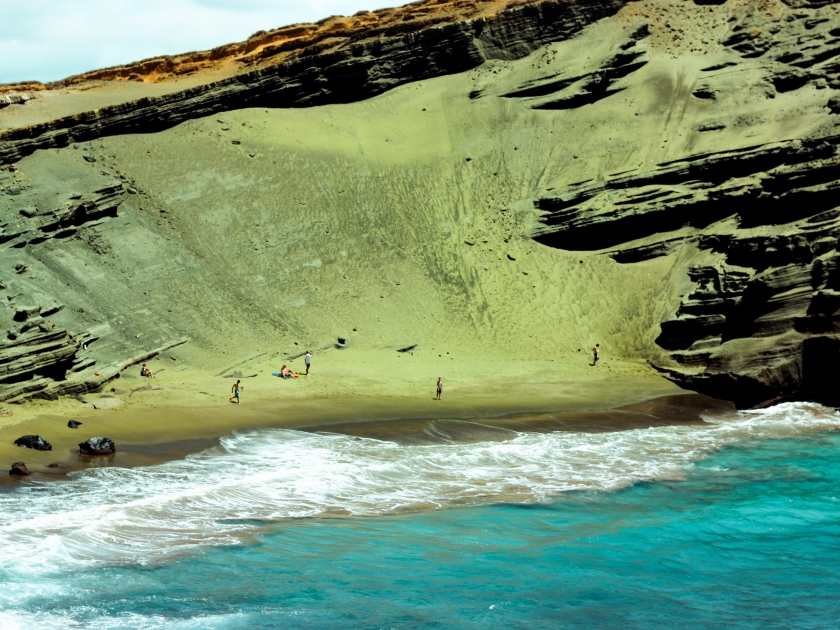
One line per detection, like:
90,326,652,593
0,0,390,84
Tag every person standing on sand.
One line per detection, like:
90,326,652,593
305,350,312,376
592,344,600,366
435,377,442,401
230,379,243,404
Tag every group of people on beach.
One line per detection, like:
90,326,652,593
229,350,314,403
225,345,601,406
276,351,312,380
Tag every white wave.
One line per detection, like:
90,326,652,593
0,610,253,630
0,402,836,581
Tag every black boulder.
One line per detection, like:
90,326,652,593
9,462,31,476
79,437,116,455
14,435,52,451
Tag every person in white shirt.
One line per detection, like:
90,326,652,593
305,350,312,375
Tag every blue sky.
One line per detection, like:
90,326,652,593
0,1,384,84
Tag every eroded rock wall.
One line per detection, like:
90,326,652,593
530,1,840,407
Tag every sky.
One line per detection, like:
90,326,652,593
0,1,385,84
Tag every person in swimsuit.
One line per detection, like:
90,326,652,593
592,344,600,366
435,377,442,401
140,363,154,379
230,379,243,404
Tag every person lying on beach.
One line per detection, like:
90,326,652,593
140,363,154,379
280,365,299,379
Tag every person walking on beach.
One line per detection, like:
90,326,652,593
435,377,442,401
305,350,312,376
592,344,600,366
230,379,244,404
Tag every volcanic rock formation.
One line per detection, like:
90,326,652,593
530,2,840,406
13,435,52,451
9,461,31,476
78,437,116,455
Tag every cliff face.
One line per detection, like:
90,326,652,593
0,0,838,408
0,0,545,91
535,136,840,407
530,0,840,407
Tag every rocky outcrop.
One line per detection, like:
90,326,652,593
534,132,840,408
79,437,115,455
526,1,840,408
1,0,616,92
0,0,630,165
0,94,34,109
490,24,650,109
10,182,125,244
9,462,31,476
13,435,52,451
0,329,89,402
0,158,189,403
0,333,187,403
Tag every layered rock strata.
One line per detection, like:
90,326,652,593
0,165,187,402
0,0,607,91
0,94,34,109
0,179,126,402
535,134,840,408
527,1,840,407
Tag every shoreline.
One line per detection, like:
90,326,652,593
0,354,735,484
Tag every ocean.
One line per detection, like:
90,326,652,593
1,402,838,629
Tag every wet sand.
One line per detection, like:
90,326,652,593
309,394,734,445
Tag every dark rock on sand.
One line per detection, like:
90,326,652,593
67,420,82,429
14,435,52,451
79,437,116,455
9,462,31,476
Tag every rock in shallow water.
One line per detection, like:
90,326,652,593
9,462,30,476
14,435,52,451
79,437,116,455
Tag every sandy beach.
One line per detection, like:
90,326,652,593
0,347,733,481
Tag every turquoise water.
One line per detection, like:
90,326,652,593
1,404,839,628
